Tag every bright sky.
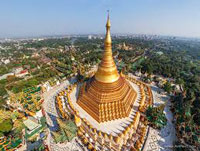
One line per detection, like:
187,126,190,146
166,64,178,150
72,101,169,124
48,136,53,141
1,0,200,38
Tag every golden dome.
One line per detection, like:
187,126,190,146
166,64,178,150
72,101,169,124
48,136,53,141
78,130,83,136
127,126,131,132
123,130,126,135
109,134,113,140
88,143,93,150
124,128,129,135
118,133,123,138
114,136,121,143
83,118,87,123
83,138,89,144
79,126,84,132
103,133,108,139
93,128,97,133
98,131,102,136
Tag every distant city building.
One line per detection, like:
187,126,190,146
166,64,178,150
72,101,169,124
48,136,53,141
39,57,51,65
23,54,29,59
16,69,29,77
13,67,23,75
31,52,40,58
4,59,10,64
88,35,92,40
65,45,70,51
156,51,164,55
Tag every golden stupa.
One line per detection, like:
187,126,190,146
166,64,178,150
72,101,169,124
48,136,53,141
77,13,137,123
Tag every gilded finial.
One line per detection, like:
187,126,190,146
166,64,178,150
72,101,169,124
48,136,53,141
106,10,111,28
104,10,111,45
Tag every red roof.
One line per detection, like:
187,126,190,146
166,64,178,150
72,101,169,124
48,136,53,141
20,70,28,74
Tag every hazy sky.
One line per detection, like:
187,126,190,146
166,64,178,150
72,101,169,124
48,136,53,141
1,0,200,38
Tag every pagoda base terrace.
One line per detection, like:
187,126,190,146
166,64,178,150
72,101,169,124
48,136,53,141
55,75,153,151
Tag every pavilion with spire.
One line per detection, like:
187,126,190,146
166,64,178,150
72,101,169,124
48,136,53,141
77,13,137,123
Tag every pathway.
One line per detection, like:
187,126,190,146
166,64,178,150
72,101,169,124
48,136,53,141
128,74,176,151
145,84,176,151
43,78,83,151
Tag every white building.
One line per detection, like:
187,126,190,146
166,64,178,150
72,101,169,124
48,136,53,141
13,67,23,75
4,59,10,64
16,70,29,77
88,35,92,40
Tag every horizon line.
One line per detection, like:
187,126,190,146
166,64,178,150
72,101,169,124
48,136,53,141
1,33,200,40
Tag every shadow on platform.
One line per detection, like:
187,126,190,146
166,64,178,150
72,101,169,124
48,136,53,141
26,138,45,151
47,112,59,132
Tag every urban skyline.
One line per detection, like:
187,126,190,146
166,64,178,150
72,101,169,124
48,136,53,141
1,0,200,38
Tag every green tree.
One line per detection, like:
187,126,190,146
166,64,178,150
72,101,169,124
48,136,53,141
146,105,167,129
163,81,172,93
0,119,13,136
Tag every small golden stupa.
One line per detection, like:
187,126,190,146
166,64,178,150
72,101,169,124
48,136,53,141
77,13,137,123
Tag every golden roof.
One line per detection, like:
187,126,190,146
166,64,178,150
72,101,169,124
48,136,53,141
94,12,120,83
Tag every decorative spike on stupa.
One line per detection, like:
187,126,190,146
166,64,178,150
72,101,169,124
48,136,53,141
95,11,120,83
105,10,111,44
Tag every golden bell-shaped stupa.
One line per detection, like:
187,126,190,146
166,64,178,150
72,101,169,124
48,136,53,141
77,12,137,123
95,13,119,83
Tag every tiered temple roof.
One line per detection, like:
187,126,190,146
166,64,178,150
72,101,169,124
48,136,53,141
77,13,137,123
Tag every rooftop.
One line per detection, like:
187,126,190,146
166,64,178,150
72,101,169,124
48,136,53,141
24,117,40,132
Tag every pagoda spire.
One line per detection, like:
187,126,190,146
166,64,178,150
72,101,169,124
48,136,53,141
105,10,111,46
95,11,120,83
78,12,136,123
